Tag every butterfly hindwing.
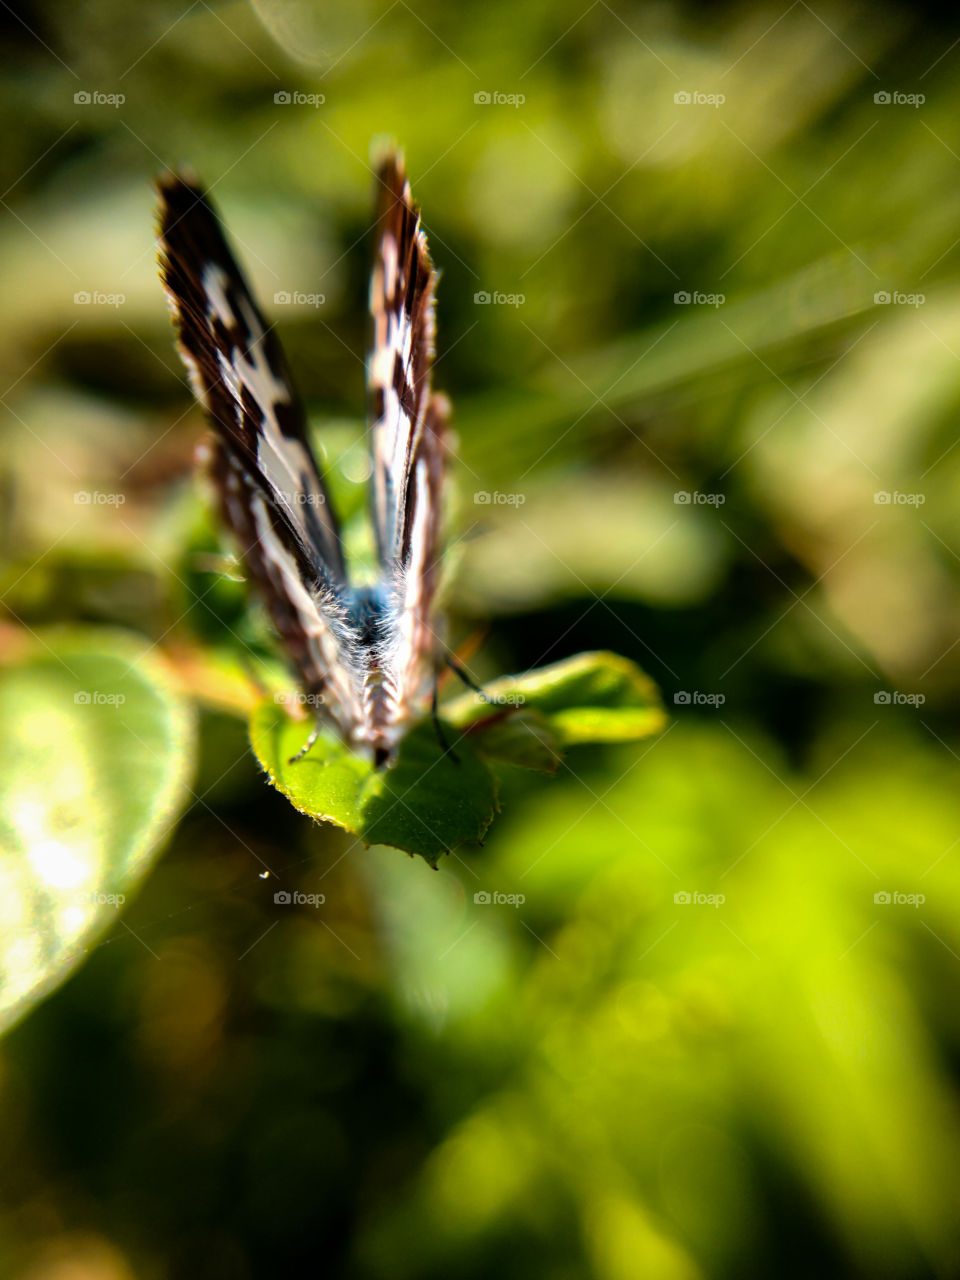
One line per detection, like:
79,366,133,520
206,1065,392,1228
213,443,367,732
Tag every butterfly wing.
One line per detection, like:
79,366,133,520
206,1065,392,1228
157,174,364,737
387,391,449,717
367,152,448,743
368,151,439,567
157,174,345,581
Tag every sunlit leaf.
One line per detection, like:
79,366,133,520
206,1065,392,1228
250,652,662,855
445,650,666,747
0,630,195,1035
248,705,499,865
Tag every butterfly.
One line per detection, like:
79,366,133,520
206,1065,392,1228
156,150,453,768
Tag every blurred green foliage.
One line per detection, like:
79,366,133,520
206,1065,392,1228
1,1,960,1277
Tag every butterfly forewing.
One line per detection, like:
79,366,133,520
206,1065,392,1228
157,174,345,583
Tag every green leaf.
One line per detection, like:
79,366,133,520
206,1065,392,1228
0,630,195,1035
249,652,662,856
248,706,499,865
444,650,666,748
460,708,563,774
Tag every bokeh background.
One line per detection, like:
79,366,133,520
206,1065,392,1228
2,0,960,1276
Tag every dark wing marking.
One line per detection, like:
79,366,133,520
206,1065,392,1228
156,172,346,585
367,150,438,568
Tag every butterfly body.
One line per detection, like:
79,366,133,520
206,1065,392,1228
345,583,389,649
158,151,447,767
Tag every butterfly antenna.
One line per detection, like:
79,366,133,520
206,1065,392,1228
432,680,460,764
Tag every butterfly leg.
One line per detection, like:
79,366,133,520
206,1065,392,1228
432,680,460,764
445,654,492,703
288,721,321,765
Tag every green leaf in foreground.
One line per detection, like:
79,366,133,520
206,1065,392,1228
249,651,664,860
249,707,499,865
0,630,195,1035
